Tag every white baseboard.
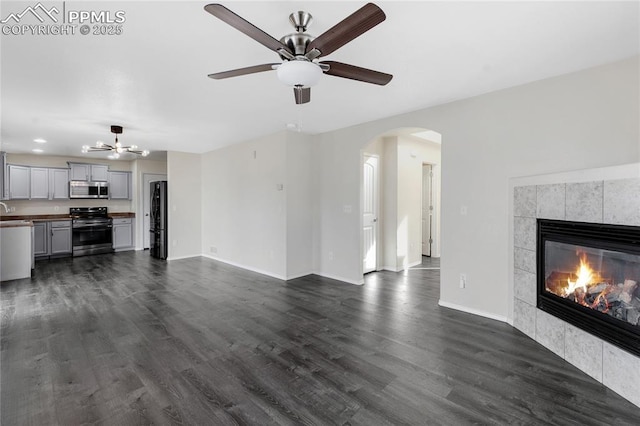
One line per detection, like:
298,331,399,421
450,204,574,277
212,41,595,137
438,299,508,323
382,260,421,272
312,271,364,285
167,254,200,261
285,271,314,281
406,260,422,268
201,254,287,281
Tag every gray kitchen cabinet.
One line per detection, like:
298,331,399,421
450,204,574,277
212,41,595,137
68,163,109,181
33,222,49,256
30,167,49,199
49,168,69,199
50,221,72,255
109,171,131,200
112,218,134,250
8,165,30,199
35,220,72,258
90,165,109,181
69,163,90,181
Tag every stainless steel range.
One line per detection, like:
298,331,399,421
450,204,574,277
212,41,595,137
70,207,114,256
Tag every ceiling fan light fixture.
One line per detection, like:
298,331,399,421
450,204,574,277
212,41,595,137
277,60,322,87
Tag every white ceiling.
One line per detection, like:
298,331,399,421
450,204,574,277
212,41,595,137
1,1,638,160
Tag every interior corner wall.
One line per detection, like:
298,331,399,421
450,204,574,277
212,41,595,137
200,132,287,279
382,137,398,271
313,56,639,318
285,132,313,279
167,151,201,260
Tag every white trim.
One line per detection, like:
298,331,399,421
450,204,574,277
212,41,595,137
406,259,422,269
382,265,402,272
285,271,314,281
313,271,364,285
201,254,287,280
438,299,509,323
167,254,200,261
510,162,640,187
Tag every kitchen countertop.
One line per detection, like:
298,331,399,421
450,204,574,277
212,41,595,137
0,220,33,228
0,212,135,221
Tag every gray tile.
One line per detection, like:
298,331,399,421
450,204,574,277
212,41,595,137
604,178,640,226
564,323,603,382
514,268,536,305
566,181,603,223
514,185,536,218
535,310,565,358
514,217,536,251
603,342,640,407
513,299,536,339
537,184,566,220
514,247,536,274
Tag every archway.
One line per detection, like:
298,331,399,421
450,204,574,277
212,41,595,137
360,127,442,277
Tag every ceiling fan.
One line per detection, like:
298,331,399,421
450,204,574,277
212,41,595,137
204,3,393,104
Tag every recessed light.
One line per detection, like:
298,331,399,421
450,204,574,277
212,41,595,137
32,148,44,153
33,138,47,143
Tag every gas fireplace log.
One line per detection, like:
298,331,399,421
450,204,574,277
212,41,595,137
626,308,640,326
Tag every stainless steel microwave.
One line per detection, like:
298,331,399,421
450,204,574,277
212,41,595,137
69,181,109,199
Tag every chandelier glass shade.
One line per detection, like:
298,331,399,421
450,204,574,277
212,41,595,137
82,125,149,159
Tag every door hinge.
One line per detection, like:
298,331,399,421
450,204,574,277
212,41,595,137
429,205,434,211
430,171,434,178
429,238,433,244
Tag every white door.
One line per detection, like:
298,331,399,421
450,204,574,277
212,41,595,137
363,155,379,273
143,173,167,249
422,164,433,256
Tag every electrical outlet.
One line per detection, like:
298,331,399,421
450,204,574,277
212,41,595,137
460,205,468,216
459,273,466,289
328,251,334,261
210,246,217,254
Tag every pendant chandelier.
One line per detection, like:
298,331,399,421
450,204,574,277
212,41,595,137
82,125,149,159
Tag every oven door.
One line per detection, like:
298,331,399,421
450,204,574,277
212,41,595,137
72,222,114,256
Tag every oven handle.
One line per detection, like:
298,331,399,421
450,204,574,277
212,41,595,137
72,224,113,230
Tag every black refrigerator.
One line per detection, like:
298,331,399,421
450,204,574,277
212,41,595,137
150,181,168,259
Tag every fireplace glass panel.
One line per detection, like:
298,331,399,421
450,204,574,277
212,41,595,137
544,240,640,328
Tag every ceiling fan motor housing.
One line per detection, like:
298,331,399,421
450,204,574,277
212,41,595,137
280,11,314,57
280,32,313,57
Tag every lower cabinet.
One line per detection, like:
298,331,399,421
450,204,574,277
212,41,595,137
113,218,134,251
34,220,72,259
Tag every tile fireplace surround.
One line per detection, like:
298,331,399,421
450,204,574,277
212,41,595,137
511,163,640,408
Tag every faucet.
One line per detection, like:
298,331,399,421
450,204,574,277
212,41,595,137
0,202,10,213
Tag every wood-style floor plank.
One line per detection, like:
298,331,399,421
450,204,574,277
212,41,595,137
2,252,639,425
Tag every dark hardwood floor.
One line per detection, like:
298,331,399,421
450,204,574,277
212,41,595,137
2,252,639,425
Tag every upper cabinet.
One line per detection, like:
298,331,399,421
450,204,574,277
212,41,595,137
8,165,30,200
109,171,131,200
49,168,69,200
69,163,109,181
90,165,109,182
30,167,49,199
7,165,69,200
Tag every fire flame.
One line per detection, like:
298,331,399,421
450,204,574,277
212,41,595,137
565,257,594,296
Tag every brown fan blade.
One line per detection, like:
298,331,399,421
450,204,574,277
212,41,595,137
322,61,392,86
294,86,311,104
204,4,293,56
208,63,278,80
306,3,385,58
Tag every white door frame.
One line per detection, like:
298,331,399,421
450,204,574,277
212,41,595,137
362,153,380,275
422,163,433,257
142,173,167,249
